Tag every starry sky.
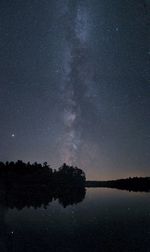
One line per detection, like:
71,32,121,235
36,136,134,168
0,0,149,180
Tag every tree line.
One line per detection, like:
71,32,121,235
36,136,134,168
0,161,86,208
0,161,86,188
86,177,150,192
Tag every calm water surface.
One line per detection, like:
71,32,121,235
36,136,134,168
0,188,150,252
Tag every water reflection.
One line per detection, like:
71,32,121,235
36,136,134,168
0,186,86,209
0,188,150,252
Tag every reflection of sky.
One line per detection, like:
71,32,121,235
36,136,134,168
2,188,150,252
0,0,149,179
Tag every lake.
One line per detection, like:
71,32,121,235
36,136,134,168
0,188,150,252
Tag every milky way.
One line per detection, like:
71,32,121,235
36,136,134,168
57,1,95,165
0,0,149,179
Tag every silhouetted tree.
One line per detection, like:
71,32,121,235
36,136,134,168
56,163,86,187
0,161,86,208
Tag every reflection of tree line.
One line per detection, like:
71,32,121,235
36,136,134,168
86,177,150,192
0,161,86,208
0,186,86,209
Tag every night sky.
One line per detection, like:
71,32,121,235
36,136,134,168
0,0,149,180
